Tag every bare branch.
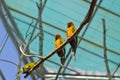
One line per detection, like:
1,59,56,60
25,19,33,39
19,45,43,59
24,0,97,78
102,18,112,80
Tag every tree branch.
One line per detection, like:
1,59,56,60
102,18,112,80
24,0,97,78
19,45,43,59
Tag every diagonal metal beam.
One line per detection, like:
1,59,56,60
0,69,6,80
1,0,25,44
0,33,9,54
0,3,20,54
0,4,37,79
112,64,120,76
84,0,120,18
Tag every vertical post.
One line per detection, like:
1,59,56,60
102,18,112,80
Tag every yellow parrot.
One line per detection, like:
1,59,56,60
16,62,38,79
66,22,78,61
54,34,66,65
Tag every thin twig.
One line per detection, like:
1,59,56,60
112,63,120,76
102,18,112,80
24,0,97,78
25,19,33,39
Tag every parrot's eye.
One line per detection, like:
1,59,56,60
55,37,58,40
67,23,71,27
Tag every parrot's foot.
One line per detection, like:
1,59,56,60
72,52,76,61
60,63,65,67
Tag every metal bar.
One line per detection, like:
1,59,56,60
0,33,9,54
46,59,81,74
1,0,25,44
0,69,6,80
46,73,120,78
0,59,17,66
84,0,120,18
112,64,120,76
0,2,20,56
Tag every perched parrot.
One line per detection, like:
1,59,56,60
66,22,78,61
54,34,66,65
16,62,38,79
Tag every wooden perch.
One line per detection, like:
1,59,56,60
24,0,97,78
